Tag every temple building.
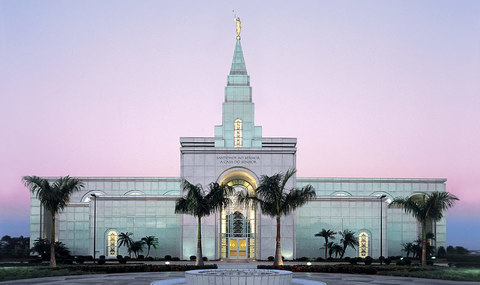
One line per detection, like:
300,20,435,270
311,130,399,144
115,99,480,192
29,31,447,260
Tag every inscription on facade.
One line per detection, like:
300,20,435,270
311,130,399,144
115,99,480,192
217,155,260,165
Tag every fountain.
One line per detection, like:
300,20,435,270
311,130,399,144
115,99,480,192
151,268,327,285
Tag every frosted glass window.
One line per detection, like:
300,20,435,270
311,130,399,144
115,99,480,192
358,231,369,258
234,119,243,147
107,230,118,257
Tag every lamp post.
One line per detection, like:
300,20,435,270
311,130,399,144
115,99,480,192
379,194,387,264
91,194,97,264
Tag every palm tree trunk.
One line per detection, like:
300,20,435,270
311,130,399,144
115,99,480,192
50,215,56,267
196,216,204,266
274,216,283,266
421,221,427,266
340,245,346,259
146,247,150,258
324,238,328,259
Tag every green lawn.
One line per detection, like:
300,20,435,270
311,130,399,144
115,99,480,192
377,266,480,282
0,266,94,282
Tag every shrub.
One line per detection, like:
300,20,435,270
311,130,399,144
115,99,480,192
364,256,373,265
85,255,94,261
344,257,351,262
378,256,385,262
172,257,180,261
348,258,357,265
117,255,123,259
395,259,405,266
119,257,127,264
426,260,434,266
138,255,145,260
202,256,208,261
190,255,196,261
147,256,154,261
404,258,412,265
164,255,172,261
384,258,391,265
98,259,106,265
297,257,308,261
327,257,334,261
268,256,274,261
75,256,85,264
316,257,324,262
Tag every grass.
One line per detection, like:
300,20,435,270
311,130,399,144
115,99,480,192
0,266,95,282
377,266,480,282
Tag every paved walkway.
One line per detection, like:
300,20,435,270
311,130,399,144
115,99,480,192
1,262,479,285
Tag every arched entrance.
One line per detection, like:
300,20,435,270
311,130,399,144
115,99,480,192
218,170,257,259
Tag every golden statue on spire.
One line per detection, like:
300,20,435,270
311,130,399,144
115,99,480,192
233,10,241,40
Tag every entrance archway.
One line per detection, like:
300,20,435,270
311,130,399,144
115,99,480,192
218,170,258,259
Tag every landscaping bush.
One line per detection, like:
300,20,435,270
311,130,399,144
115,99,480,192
138,255,145,260
28,258,42,264
327,257,334,261
395,259,405,266
316,257,324,262
189,255,196,261
118,257,127,264
85,255,94,261
257,264,378,274
297,257,308,261
74,256,85,264
384,258,391,265
164,255,172,261
344,257,351,262
348,258,357,265
202,256,208,261
117,255,123,259
147,256,154,261
404,258,412,265
268,256,274,261
172,257,180,261
378,256,385,263
364,256,373,265
98,255,106,265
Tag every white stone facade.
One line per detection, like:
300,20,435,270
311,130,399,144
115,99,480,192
29,38,447,260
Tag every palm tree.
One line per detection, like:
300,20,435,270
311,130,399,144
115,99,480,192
326,241,335,258
175,180,233,266
333,243,343,259
23,175,84,267
389,191,458,266
238,169,315,266
315,229,337,259
118,232,134,257
129,240,145,258
402,242,414,258
141,236,158,257
339,229,358,259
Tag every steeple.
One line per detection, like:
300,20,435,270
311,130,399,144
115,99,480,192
230,40,247,76
214,35,262,148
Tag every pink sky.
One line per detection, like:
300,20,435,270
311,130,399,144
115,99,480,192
1,1,479,248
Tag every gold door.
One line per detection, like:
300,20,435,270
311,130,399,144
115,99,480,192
239,239,247,257
229,239,237,257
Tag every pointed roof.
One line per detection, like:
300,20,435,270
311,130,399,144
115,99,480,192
230,39,248,75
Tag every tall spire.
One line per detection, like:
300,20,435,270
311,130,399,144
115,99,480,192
230,40,248,75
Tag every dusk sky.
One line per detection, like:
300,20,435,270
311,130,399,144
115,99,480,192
1,1,479,249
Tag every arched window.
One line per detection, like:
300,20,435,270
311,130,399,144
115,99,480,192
234,119,243,147
358,231,369,258
82,191,105,202
124,190,145,196
106,230,118,257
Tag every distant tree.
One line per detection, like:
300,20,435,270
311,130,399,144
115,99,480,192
339,229,358,258
118,232,134,257
23,176,84,267
315,229,337,259
129,240,145,258
175,180,233,266
446,245,455,255
389,191,458,266
455,246,469,255
238,169,315,266
141,236,158,258
437,246,446,258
